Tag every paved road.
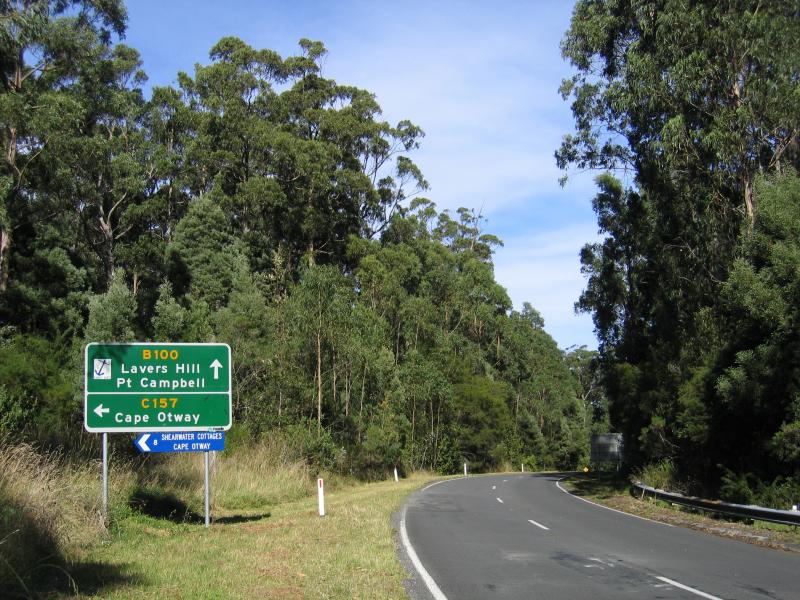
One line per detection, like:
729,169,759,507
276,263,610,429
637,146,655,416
400,473,800,599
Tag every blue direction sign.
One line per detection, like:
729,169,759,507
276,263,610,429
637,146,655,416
134,431,225,453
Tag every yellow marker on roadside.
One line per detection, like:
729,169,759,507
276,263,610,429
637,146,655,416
583,466,590,473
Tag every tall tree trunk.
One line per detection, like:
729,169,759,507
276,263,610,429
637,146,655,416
0,225,9,293
98,214,115,286
359,362,367,443
331,349,337,412
410,395,416,469
344,369,350,417
743,174,755,225
733,62,755,226
316,330,322,435
433,400,442,470
395,323,401,364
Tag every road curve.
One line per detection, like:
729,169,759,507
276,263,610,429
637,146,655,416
400,473,799,600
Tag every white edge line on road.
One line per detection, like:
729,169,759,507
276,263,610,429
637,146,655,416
655,576,724,600
528,519,549,531
421,475,475,493
556,477,674,527
400,505,449,600
496,497,504,503
422,479,450,492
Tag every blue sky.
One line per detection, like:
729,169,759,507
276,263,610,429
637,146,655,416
125,0,600,350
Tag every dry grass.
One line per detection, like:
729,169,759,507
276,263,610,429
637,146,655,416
0,441,108,596
133,436,352,514
0,436,434,598
77,472,440,599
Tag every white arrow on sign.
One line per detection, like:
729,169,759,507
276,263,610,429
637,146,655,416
210,359,223,380
136,433,151,452
94,404,110,418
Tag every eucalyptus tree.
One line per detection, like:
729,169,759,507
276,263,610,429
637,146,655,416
288,263,357,434
174,37,426,274
0,0,126,294
54,43,152,290
560,1,800,473
558,0,800,221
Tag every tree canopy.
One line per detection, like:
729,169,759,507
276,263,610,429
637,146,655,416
0,2,595,476
561,0,800,503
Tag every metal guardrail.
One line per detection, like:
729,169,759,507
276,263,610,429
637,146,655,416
631,481,800,527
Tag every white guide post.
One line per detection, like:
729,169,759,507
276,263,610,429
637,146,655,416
394,467,399,482
464,462,467,476
521,463,525,473
318,478,325,517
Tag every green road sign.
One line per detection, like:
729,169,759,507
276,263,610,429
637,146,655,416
84,343,232,433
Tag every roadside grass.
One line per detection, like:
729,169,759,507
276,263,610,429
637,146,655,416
0,437,442,599
76,472,440,599
562,472,800,550
0,441,108,597
565,470,629,500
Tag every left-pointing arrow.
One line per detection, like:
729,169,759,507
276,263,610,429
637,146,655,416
135,433,151,453
94,404,110,418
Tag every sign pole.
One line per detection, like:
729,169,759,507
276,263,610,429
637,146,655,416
204,451,211,527
102,432,108,523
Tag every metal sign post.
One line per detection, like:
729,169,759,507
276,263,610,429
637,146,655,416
131,431,225,528
204,451,211,527
85,343,232,528
102,432,108,523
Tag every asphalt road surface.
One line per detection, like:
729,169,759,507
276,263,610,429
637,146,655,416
399,473,800,600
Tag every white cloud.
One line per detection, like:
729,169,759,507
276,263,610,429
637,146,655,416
127,1,601,348
494,222,602,349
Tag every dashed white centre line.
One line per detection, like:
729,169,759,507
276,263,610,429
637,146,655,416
492,485,496,490
527,519,549,531
655,576,724,600
496,497,504,504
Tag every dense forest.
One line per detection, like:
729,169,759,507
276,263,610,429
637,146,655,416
0,1,600,476
560,0,800,504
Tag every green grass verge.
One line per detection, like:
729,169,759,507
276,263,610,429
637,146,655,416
563,470,629,500
70,473,439,599
562,472,800,550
